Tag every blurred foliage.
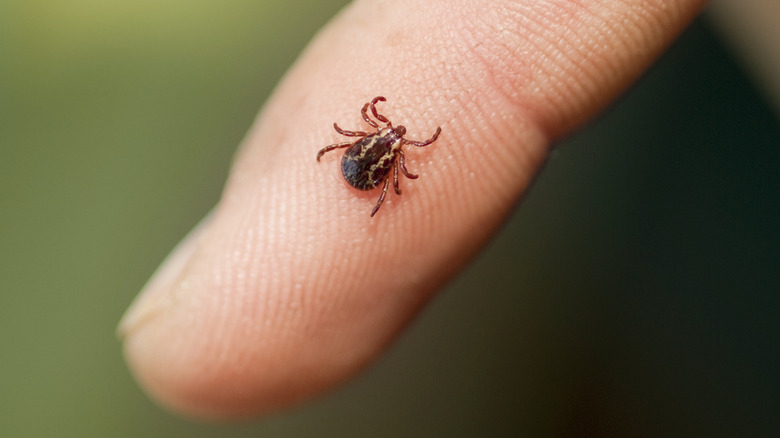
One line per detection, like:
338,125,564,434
1,2,778,437
0,1,349,436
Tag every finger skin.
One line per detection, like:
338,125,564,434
119,0,707,419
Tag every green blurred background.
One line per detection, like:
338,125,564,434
1,2,778,437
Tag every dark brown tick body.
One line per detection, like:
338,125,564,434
316,96,441,217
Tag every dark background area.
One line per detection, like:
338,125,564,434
0,2,777,436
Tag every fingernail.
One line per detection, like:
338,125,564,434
117,211,214,339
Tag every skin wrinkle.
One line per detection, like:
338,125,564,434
454,43,546,185
465,1,691,139
466,16,541,133
466,3,581,136
532,13,613,131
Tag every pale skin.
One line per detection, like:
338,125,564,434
118,0,708,419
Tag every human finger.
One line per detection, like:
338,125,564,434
119,0,707,419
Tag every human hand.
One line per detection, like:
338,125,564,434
118,0,707,419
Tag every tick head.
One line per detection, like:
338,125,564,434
395,125,406,136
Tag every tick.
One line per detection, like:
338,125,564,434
316,96,442,217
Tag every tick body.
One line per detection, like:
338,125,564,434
316,96,441,217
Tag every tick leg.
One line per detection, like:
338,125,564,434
333,123,367,137
399,150,418,179
369,96,391,126
361,102,380,128
393,160,401,194
405,126,441,147
316,142,352,161
370,177,391,217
